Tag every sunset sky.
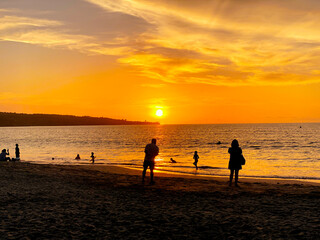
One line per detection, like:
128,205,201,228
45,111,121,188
1,0,319,124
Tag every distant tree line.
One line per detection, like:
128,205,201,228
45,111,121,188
0,112,159,127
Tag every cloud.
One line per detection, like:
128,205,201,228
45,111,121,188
0,13,134,56
0,15,61,31
0,8,14,13
118,53,250,86
84,0,320,86
2,1,320,86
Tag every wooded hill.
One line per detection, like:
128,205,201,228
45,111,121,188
0,112,159,127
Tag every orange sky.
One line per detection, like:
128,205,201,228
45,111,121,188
0,0,319,124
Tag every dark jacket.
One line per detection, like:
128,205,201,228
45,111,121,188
144,143,159,162
228,147,242,170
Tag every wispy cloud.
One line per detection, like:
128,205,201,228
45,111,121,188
85,0,320,86
0,13,134,56
0,15,61,31
2,1,320,86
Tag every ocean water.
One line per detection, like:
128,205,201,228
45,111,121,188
1,123,319,182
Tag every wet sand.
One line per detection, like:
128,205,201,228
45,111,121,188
1,162,319,239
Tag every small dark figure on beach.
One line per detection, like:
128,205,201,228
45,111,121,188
216,141,222,145
228,139,243,187
142,138,159,184
15,144,20,160
75,154,81,160
90,152,95,164
193,151,199,170
170,158,176,163
0,149,10,161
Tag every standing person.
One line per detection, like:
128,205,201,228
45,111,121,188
193,151,199,170
142,138,159,184
15,144,20,160
90,152,95,164
228,139,243,187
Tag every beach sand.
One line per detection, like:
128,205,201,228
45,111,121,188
0,162,319,239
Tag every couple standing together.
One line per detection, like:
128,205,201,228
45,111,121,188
142,138,245,186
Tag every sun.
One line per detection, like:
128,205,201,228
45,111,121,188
155,109,163,117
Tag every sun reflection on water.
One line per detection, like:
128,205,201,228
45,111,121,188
0,123,319,182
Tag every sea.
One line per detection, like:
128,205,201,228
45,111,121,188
1,123,319,182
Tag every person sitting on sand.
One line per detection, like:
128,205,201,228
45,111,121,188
170,158,176,163
228,139,243,187
0,149,10,161
142,138,159,184
75,154,81,160
90,152,95,164
193,151,199,170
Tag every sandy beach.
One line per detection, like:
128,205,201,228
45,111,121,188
0,162,319,239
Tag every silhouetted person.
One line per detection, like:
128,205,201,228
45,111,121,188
142,139,159,184
228,139,243,187
75,154,81,160
193,151,199,170
0,149,10,161
15,144,20,160
170,158,176,163
90,152,95,164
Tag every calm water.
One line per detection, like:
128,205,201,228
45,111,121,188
1,123,319,182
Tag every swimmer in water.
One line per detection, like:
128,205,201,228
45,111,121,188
170,158,176,163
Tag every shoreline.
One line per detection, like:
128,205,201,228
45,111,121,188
127,166,320,185
22,160,320,186
77,164,320,187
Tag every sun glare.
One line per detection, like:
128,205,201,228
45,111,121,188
156,109,163,117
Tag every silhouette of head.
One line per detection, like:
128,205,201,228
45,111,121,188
151,139,156,144
2,149,6,153
195,151,197,154
231,139,239,148
16,144,19,147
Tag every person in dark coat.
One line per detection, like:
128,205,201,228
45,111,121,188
142,138,159,184
15,144,20,160
228,139,242,187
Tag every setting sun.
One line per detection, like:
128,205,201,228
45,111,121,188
155,109,163,117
